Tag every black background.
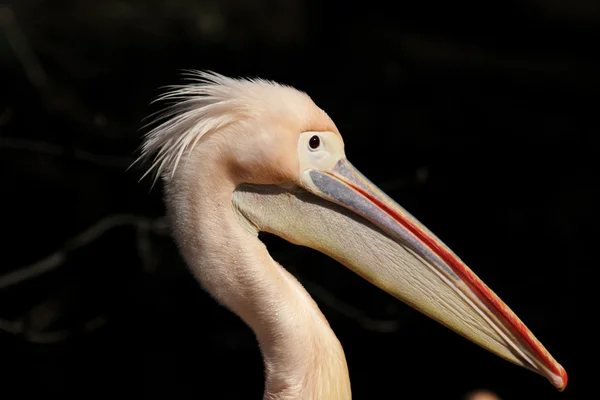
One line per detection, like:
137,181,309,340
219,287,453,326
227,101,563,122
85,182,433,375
1,1,590,399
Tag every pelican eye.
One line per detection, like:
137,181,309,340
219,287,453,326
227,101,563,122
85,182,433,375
309,135,321,150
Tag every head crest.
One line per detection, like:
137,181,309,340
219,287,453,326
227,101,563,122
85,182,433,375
132,70,302,186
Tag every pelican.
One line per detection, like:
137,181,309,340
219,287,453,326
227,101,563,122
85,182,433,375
135,71,567,399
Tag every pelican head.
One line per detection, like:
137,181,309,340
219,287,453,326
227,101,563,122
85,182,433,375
136,71,567,398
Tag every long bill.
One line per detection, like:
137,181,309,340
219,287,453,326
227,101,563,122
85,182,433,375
232,159,567,391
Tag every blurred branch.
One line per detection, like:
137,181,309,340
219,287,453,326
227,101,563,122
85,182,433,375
0,314,107,344
0,107,13,126
0,5,47,90
0,6,123,135
398,32,600,90
302,279,400,333
0,214,169,290
0,212,167,342
0,136,133,168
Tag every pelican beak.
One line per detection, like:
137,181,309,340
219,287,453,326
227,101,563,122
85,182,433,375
232,159,567,391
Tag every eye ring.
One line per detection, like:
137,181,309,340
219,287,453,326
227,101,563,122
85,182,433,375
308,135,321,150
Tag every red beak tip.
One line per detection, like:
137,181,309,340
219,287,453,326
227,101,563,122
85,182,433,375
553,364,568,392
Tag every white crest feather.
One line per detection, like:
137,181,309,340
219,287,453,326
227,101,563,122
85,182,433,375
133,70,294,187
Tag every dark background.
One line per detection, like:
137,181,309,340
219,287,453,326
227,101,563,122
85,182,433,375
0,1,591,399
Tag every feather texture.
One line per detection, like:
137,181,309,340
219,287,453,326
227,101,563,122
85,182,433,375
133,70,307,186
